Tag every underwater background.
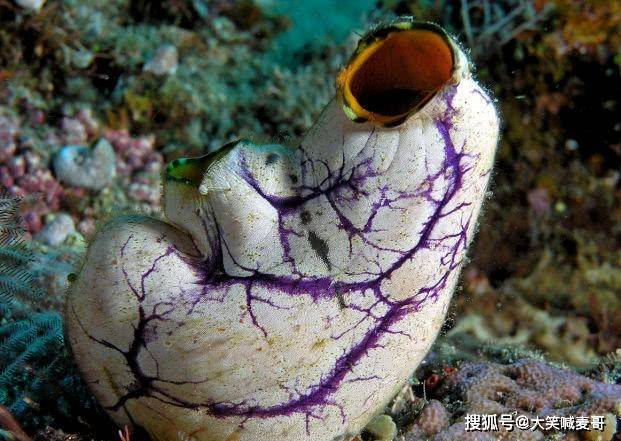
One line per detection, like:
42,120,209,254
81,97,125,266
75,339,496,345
1,0,621,440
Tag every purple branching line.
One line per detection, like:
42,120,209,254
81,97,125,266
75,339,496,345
91,84,491,433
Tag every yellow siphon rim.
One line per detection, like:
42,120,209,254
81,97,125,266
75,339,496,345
336,19,456,127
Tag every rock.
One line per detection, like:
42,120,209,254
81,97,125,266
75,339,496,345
143,44,178,76
61,117,88,144
71,49,94,69
365,415,397,441
53,139,116,190
14,0,45,11
36,213,76,247
415,400,450,436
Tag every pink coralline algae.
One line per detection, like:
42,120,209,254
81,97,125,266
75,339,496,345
104,129,163,204
60,109,100,145
0,114,66,234
105,130,160,177
527,187,551,216
0,107,165,235
65,19,499,441
0,115,19,163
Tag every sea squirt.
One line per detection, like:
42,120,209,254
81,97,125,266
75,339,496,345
65,18,499,441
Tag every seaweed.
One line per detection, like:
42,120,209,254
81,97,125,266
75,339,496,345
0,191,107,437
0,191,44,319
0,310,108,436
0,312,63,428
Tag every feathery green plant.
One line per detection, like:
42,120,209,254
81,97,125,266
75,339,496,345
0,191,107,436
0,191,44,319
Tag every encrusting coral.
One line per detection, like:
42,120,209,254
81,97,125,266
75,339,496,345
65,18,499,441
403,359,621,440
0,1,620,440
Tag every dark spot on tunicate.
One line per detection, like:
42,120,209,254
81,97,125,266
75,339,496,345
300,210,312,224
336,292,346,310
125,380,142,394
67,273,76,282
265,153,279,165
308,231,331,270
289,174,299,183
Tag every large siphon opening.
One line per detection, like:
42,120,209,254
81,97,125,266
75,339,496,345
348,29,454,118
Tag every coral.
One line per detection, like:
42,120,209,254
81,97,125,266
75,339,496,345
143,44,178,76
14,0,46,12
0,107,163,237
0,117,63,235
433,359,621,439
411,399,450,437
384,358,621,441
0,0,331,155
448,301,597,367
453,238,621,366
103,130,162,206
452,0,553,59
543,0,621,59
65,19,498,441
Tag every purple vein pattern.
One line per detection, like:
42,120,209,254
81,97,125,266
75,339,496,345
66,82,498,441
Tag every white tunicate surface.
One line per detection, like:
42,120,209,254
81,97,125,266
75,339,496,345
66,25,499,441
